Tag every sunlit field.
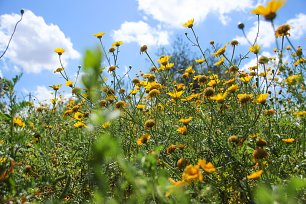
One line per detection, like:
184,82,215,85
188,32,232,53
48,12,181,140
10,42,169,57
1,0,305,203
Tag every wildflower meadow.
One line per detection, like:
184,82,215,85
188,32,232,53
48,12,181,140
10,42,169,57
0,0,305,203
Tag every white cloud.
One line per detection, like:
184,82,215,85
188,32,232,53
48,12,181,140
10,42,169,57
235,13,306,48
287,13,306,40
33,86,54,103
235,21,275,48
137,0,254,27
112,21,169,46
26,85,73,104
0,10,80,73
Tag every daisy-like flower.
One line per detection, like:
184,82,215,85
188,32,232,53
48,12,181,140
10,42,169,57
74,112,84,120
254,93,269,104
198,159,216,173
112,41,123,47
182,165,203,183
293,111,306,117
281,138,295,143
144,119,155,129
167,90,184,100
185,66,195,75
249,44,261,54
54,48,65,55
226,84,239,93
275,24,290,38
13,116,26,128
214,45,227,57
137,134,151,145
247,170,263,180
102,121,111,129
50,84,61,91
65,80,73,87
54,67,64,73
238,93,253,103
210,93,227,103
157,55,171,66
214,57,224,66
195,58,205,64
74,121,86,128
285,75,301,85
136,104,145,110
177,126,188,135
166,144,186,154
93,32,105,39
183,18,194,28
239,75,253,83
252,0,286,21
179,117,192,125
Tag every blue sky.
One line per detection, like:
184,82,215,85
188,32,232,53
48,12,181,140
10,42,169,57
0,0,305,103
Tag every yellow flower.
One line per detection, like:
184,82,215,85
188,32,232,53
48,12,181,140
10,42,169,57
50,84,61,91
255,93,269,104
74,112,84,120
293,111,306,117
144,119,155,129
285,75,302,85
252,0,286,20
226,84,239,93
74,121,86,128
179,117,193,125
275,24,290,38
145,81,162,91
54,67,64,73
210,93,227,103
166,144,186,154
177,126,188,135
237,93,253,103
198,160,216,173
214,57,225,66
294,58,305,67
65,80,73,87
214,45,227,57
183,18,194,28
195,58,205,64
136,104,145,110
93,32,105,39
160,62,175,71
239,75,253,83
167,90,184,100
185,66,195,75
13,116,26,128
54,48,65,55
182,165,203,183
112,41,123,47
265,109,276,116
249,44,260,54
175,83,185,91
0,156,7,163
102,121,111,129
224,78,236,85
157,55,171,66
168,178,187,187
247,170,263,180
115,101,127,109
130,89,139,95
281,138,295,143
148,89,160,98
63,110,73,117
137,134,151,145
